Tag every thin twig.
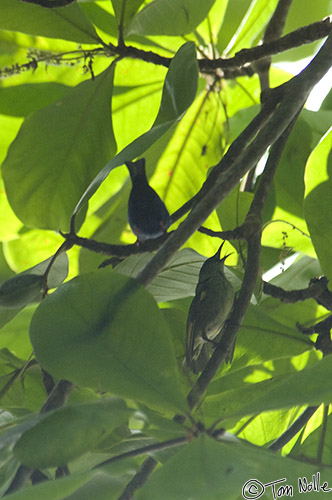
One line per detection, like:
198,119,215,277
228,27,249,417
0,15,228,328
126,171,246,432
96,435,187,469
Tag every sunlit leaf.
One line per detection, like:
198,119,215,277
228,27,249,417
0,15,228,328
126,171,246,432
2,65,116,231
225,0,279,55
72,41,198,223
0,0,101,44
304,127,332,280
126,0,216,36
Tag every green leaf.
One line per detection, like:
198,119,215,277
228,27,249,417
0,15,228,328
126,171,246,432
290,406,332,465
304,127,332,280
195,0,228,45
261,119,314,256
72,42,198,222
111,0,145,28
228,304,313,373
268,255,321,292
272,119,313,218
277,0,332,61
0,252,67,327
0,83,70,117
80,1,118,38
0,0,100,44
138,435,332,500
0,470,95,500
0,306,35,355
225,0,279,55
30,270,188,413
2,65,116,231
204,355,332,421
126,0,216,36
217,187,254,231
14,398,130,468
60,467,136,500
0,274,42,309
116,248,240,302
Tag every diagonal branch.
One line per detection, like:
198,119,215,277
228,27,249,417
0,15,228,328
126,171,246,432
188,113,300,408
136,32,332,289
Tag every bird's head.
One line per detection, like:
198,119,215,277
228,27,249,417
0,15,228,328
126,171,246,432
125,158,147,182
199,242,232,280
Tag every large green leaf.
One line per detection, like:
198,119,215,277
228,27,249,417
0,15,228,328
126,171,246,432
72,42,198,222
304,127,332,281
0,0,100,44
225,0,279,55
2,65,116,231
60,467,136,500
196,0,228,45
228,304,313,373
267,255,322,292
203,355,332,421
276,0,332,61
30,270,188,413
138,435,332,499
273,119,313,219
126,0,216,36
290,407,332,465
116,248,240,302
0,83,70,117
81,1,118,38
14,398,130,468
111,0,145,28
261,119,314,256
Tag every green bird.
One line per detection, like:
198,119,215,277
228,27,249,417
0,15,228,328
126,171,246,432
186,243,235,374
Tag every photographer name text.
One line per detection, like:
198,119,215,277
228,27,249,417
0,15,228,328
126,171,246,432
242,473,332,499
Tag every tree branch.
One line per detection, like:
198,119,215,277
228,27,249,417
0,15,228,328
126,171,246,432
136,32,332,289
187,116,299,408
20,0,76,6
254,0,294,94
118,457,158,500
263,276,329,304
202,18,332,72
108,18,331,73
269,406,319,451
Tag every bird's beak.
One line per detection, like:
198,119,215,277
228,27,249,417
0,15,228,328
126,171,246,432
222,252,233,263
214,241,225,259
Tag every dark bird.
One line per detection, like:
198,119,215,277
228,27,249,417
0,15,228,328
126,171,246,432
126,158,170,243
186,243,235,374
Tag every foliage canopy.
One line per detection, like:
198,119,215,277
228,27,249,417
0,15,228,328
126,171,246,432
0,0,332,498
